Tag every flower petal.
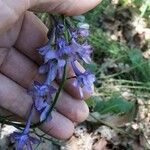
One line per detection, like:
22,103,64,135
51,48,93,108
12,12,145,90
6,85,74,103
58,59,66,68
44,51,56,63
34,97,47,111
40,105,51,122
45,60,58,84
39,64,49,74
26,140,33,150
15,136,27,150
37,44,50,56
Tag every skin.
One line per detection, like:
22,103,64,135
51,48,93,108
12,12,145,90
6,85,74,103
0,0,101,140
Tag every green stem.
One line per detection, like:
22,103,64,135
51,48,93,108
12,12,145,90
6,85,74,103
100,61,149,79
0,105,34,129
116,85,150,91
107,79,146,85
62,15,69,43
99,84,150,91
0,118,24,128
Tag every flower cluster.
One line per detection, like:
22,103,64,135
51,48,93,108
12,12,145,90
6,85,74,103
37,16,95,98
11,15,95,150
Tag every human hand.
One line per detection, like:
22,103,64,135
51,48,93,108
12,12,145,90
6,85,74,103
0,0,101,139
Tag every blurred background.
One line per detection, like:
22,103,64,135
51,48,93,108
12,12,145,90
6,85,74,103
0,0,150,149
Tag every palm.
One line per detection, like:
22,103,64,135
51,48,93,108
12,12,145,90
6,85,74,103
0,0,100,139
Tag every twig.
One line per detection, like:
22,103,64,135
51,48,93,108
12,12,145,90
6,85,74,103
90,114,135,139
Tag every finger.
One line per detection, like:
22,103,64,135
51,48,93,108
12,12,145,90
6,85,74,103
31,0,101,16
53,82,89,122
14,12,47,64
14,12,92,99
0,73,74,139
0,0,101,34
0,15,24,48
0,47,89,122
0,107,23,122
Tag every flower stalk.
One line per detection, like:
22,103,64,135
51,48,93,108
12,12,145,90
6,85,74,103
6,14,95,150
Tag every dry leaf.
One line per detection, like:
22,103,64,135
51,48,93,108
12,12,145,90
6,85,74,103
92,138,107,150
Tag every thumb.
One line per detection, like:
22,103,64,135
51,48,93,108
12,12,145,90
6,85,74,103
0,0,101,35
31,0,101,16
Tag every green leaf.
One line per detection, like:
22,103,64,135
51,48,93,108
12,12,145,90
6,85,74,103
88,95,135,115
127,49,150,82
84,63,98,73
128,49,143,65
86,96,99,108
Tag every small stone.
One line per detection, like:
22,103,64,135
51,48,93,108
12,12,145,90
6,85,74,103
131,123,139,130
137,99,144,105
73,15,85,22
77,23,90,30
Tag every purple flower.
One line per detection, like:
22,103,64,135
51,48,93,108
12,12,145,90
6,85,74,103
39,59,65,82
39,60,58,82
10,106,40,150
38,42,51,56
71,39,92,64
30,81,56,103
72,28,89,38
37,44,56,64
37,38,71,80
39,104,52,122
29,81,56,121
38,38,72,64
71,62,95,98
11,132,39,150
37,18,94,99
78,28,89,37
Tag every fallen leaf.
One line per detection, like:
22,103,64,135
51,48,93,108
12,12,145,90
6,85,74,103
92,138,107,150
